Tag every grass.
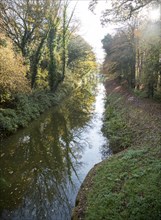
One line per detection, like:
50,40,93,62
86,146,161,220
84,92,161,220
102,94,133,153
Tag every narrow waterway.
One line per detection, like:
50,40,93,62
0,83,110,220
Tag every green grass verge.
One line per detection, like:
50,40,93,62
86,146,161,220
102,94,133,153
85,93,161,220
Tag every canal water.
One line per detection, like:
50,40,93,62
0,83,110,220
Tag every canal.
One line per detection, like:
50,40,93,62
0,83,110,220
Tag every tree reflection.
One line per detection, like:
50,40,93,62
0,85,96,219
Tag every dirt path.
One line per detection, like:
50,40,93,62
105,78,161,120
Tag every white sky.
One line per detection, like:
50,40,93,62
69,1,161,62
69,0,113,62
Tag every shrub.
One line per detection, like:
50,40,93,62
0,34,30,103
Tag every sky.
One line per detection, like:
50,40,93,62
69,1,161,62
69,0,113,62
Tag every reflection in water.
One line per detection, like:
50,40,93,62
0,83,109,220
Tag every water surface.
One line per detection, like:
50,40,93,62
0,83,110,220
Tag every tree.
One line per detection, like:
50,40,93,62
101,34,113,55
102,18,161,96
0,0,47,56
0,34,30,103
135,22,160,96
0,0,62,89
89,0,160,24
46,1,62,92
102,23,136,88
93,0,161,97
61,1,76,84
46,0,77,92
68,35,97,79
68,35,94,66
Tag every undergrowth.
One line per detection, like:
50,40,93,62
0,83,74,138
84,91,161,220
102,94,133,153
102,93,161,153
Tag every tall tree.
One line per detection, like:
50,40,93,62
102,23,136,88
0,0,62,89
48,0,76,92
0,0,46,57
47,1,62,91
89,0,160,23
61,1,76,80
68,35,97,80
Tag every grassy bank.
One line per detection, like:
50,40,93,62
73,79,161,220
0,83,74,138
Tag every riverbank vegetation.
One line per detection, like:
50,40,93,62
72,1,161,219
0,82,96,216
99,1,161,99
72,78,161,220
0,0,97,138
85,79,161,219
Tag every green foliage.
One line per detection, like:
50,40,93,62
68,35,97,79
101,12,161,97
0,38,7,47
0,32,97,137
0,84,74,137
36,69,49,89
101,34,113,55
68,35,94,65
0,1,97,136
0,109,19,133
102,29,135,88
0,34,30,103
139,24,160,98
86,145,161,220
102,95,133,153
0,0,76,90
84,86,161,220
133,89,147,98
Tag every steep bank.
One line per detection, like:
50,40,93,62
0,84,73,139
72,78,161,220
0,79,92,139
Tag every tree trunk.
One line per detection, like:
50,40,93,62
31,36,46,89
